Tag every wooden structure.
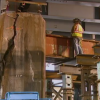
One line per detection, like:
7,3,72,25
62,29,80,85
76,54,99,100
93,45,100,100
0,12,45,98
7,0,47,5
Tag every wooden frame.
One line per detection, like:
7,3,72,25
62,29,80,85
7,0,47,5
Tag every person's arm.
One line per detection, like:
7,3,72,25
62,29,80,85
71,26,74,36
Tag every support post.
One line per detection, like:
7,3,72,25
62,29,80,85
92,82,98,100
62,74,74,100
46,79,52,98
97,62,100,100
81,66,91,100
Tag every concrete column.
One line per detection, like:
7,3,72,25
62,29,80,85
62,74,74,100
0,12,45,98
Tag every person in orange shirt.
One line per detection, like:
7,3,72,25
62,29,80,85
71,18,84,56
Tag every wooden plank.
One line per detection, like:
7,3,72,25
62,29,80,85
46,71,78,80
53,81,81,85
59,66,81,75
54,87,62,100
76,54,100,65
60,65,97,75
7,0,47,5
73,81,81,83
52,88,62,100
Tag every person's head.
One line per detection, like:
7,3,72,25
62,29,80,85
73,18,81,24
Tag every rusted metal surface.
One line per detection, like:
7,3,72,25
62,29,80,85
82,40,97,54
76,54,100,65
46,35,98,59
93,45,100,56
46,34,74,58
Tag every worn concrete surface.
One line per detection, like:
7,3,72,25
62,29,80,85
0,12,45,98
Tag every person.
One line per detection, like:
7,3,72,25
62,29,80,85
17,0,32,12
71,18,84,56
17,0,42,13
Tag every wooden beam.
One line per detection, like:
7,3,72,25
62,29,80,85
54,87,62,100
73,81,81,84
46,71,78,80
7,0,47,5
53,81,81,85
59,65,97,75
76,54,100,65
52,88,62,100
59,66,81,75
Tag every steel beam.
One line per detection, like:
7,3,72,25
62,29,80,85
47,0,100,3
46,28,100,35
43,15,100,24
43,15,100,36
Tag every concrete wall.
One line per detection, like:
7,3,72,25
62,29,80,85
48,3,94,19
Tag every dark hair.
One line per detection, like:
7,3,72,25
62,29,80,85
73,18,81,23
